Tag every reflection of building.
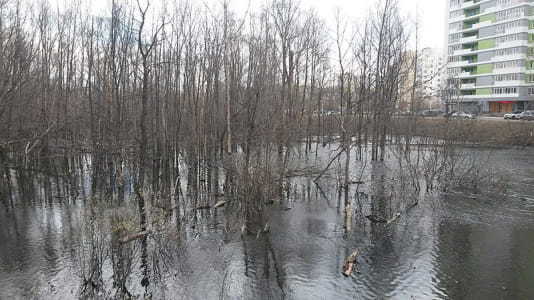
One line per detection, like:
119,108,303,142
446,0,534,113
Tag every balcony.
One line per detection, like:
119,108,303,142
462,94,484,99
461,83,476,89
506,26,529,35
472,20,491,29
463,1,475,6
450,15,464,23
494,67,525,74
494,80,523,87
491,93,518,98
481,6,497,14
496,40,528,48
462,59,478,66
465,10,480,18
449,59,476,67
492,53,525,62
449,60,464,67
461,35,478,43
458,72,475,78
463,93,518,99
454,48,476,56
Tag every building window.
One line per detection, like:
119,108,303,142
497,0,527,8
496,7,529,22
494,47,523,57
495,20,528,34
493,87,517,94
496,33,526,46
494,60,525,69
449,10,463,19
449,33,462,43
449,22,463,32
450,0,461,9
494,73,520,81
528,87,534,95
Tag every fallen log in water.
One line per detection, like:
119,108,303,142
196,205,211,210
196,200,226,210
155,204,178,212
342,249,359,277
386,212,401,225
365,215,387,223
119,230,151,244
214,200,226,208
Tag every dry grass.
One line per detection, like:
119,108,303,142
393,118,534,147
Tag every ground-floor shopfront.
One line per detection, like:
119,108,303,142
489,101,514,113
488,101,534,113
456,100,534,113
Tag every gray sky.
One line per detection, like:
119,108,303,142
56,0,447,50
222,0,447,49
307,0,448,50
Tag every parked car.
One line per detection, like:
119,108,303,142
419,109,444,117
451,111,476,119
519,111,534,121
504,111,523,120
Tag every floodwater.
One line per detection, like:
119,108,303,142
1,145,534,299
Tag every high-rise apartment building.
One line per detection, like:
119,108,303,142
446,0,534,113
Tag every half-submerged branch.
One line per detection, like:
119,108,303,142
342,249,360,277
119,230,152,244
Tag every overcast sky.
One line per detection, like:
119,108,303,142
56,0,447,50
222,0,448,50
309,0,448,50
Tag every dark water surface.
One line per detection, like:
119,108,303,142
1,147,534,299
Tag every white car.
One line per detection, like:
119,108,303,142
451,111,475,119
504,111,523,120
519,111,534,121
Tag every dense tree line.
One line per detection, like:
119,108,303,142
0,0,413,220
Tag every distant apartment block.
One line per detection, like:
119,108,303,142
446,0,534,113
418,47,445,99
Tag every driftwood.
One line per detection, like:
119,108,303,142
196,200,226,210
256,223,271,239
214,200,226,208
366,212,401,225
386,212,401,225
342,249,359,276
366,215,387,223
119,230,151,244
155,204,178,212
263,223,270,233
407,201,419,210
